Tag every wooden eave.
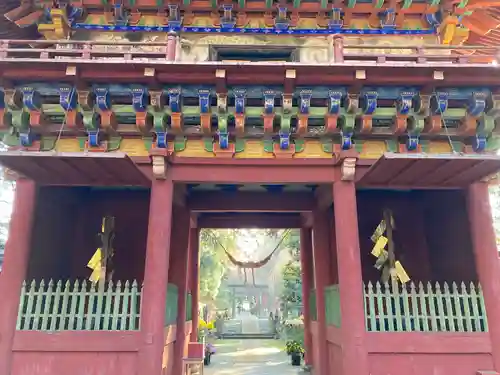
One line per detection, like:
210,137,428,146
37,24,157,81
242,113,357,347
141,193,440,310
0,151,151,187
1,58,500,87
357,152,500,188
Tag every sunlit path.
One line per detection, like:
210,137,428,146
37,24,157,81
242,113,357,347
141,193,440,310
204,339,302,375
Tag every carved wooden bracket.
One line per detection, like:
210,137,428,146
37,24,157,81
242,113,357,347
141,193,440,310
359,115,372,133
297,114,308,134
29,110,47,129
423,116,441,133
459,114,478,136
235,114,245,135
273,143,295,159
200,113,211,134
341,157,357,181
100,110,117,132
170,112,183,133
149,148,170,180
325,115,339,134
135,112,152,134
213,143,235,158
263,114,274,133
65,110,83,129
393,115,408,135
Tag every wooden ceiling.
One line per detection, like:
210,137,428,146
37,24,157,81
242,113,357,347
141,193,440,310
0,0,38,39
464,6,500,52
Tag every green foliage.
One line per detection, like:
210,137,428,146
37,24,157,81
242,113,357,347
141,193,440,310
285,340,304,354
280,229,302,305
199,229,236,301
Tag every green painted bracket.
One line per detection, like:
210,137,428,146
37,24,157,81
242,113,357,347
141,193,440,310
82,111,100,131
40,136,56,151
487,136,500,152
295,139,305,153
265,0,272,8
235,139,245,153
408,115,425,135
183,0,191,5
239,0,245,8
321,138,333,153
320,0,327,8
429,0,440,5
210,0,217,8
347,0,356,8
281,113,292,133
217,114,228,133
2,129,19,147
386,139,398,153
293,0,301,8
342,114,356,133
263,139,274,153
374,0,384,8
101,0,108,5
77,136,87,150
203,137,214,152
457,0,468,8
107,136,122,152
143,136,153,151
354,141,363,153
11,111,30,131
478,115,495,137
174,136,187,152
401,0,412,9
152,112,168,132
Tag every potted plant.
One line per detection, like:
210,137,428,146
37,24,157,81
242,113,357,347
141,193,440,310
285,340,304,366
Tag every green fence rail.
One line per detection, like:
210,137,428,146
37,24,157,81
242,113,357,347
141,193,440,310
186,292,192,321
310,289,317,321
325,285,341,327
364,281,488,333
17,279,141,331
165,283,179,326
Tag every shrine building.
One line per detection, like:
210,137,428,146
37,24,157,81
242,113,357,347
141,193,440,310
1,1,500,375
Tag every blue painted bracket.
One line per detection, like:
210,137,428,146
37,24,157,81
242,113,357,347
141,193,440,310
132,88,148,112
430,92,448,115
467,92,487,118
198,89,211,114
328,91,343,115
221,5,236,28
156,131,168,149
275,7,290,30
300,90,312,115
397,91,416,115
59,87,77,111
361,91,378,115
19,128,36,147
169,88,182,113
22,87,41,111
87,130,101,148
218,131,229,149
279,130,290,150
329,8,343,29
168,4,182,28
94,87,111,111
234,89,246,114
263,90,276,115
340,131,353,150
407,135,419,151
380,8,396,29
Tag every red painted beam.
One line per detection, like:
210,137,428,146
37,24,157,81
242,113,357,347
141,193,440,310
170,158,337,184
188,191,315,212
198,213,303,228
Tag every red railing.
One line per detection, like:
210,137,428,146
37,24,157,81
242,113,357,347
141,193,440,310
0,39,496,66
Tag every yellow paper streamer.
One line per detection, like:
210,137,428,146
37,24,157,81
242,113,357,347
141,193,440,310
371,236,388,257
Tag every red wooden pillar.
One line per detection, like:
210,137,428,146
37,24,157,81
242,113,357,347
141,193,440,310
333,180,369,375
138,177,174,375
0,179,36,375
311,209,331,375
171,208,191,375
467,182,500,371
189,226,200,342
167,31,177,61
300,227,314,366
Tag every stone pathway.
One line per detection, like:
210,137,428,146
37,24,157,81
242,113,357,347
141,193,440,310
204,339,302,375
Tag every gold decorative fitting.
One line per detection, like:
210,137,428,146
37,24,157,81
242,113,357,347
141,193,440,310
66,66,77,76
285,70,296,79
356,70,366,80
216,69,226,78
144,68,155,77
151,155,167,179
341,157,357,181
433,71,444,80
